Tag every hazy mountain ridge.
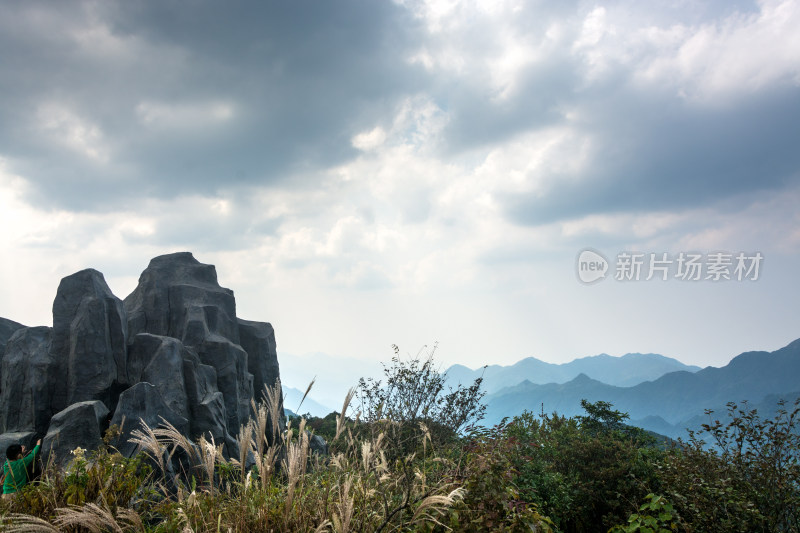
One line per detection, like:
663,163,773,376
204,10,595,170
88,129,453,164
447,352,700,393
483,339,800,439
278,351,383,413
282,386,335,418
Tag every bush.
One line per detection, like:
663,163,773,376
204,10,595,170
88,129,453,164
659,398,800,532
609,493,680,533
444,422,555,532
356,343,486,434
502,402,664,533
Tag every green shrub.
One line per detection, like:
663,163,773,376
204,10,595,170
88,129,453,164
609,493,680,533
659,398,800,532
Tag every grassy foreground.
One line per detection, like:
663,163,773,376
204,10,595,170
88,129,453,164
1,378,798,532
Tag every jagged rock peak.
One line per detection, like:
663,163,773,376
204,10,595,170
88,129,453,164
140,252,225,289
0,317,26,359
51,268,128,411
124,252,238,344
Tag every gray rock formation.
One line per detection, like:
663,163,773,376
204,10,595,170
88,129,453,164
42,401,109,469
0,432,37,457
308,433,329,456
238,319,281,404
239,318,285,441
0,317,26,359
124,252,239,344
127,334,191,420
50,269,128,411
111,382,190,458
0,327,55,435
123,253,287,446
182,348,230,445
0,252,285,467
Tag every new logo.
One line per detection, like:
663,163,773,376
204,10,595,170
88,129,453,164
576,249,608,284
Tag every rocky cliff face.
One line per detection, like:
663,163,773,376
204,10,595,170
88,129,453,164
0,252,284,465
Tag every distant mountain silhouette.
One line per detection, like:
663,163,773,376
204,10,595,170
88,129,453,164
447,352,700,393
282,386,334,418
483,339,800,439
646,389,800,440
279,351,382,410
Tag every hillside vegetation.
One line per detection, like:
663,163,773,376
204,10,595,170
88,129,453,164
1,347,798,532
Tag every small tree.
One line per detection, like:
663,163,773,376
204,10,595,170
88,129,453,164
660,398,800,532
356,343,486,435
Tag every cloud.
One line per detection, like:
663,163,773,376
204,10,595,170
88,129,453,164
0,0,428,210
2,0,800,367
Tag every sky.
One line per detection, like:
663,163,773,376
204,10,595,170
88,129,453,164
1,0,799,370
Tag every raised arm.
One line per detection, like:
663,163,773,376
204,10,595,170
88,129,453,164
22,439,41,467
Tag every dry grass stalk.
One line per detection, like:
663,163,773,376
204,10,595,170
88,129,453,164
313,519,333,532
116,508,145,531
235,419,255,482
257,444,280,492
283,423,310,521
196,434,225,495
329,452,347,471
361,441,373,474
128,420,165,472
0,514,60,533
152,417,201,466
250,397,268,459
409,487,465,526
335,388,356,442
297,377,316,413
332,476,354,533
51,501,145,532
263,380,284,445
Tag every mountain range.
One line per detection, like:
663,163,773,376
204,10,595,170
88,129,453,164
277,340,800,442
282,386,336,418
482,339,800,439
279,349,704,422
446,352,700,393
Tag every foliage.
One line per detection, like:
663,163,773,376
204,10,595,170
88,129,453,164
2,347,800,533
356,344,486,435
500,402,664,532
444,422,555,532
300,411,340,442
609,494,679,533
1,438,154,523
659,398,800,532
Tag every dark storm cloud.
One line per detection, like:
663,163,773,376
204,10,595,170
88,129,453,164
0,0,427,210
2,0,796,231
505,85,800,225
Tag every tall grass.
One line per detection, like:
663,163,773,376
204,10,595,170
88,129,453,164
0,380,469,532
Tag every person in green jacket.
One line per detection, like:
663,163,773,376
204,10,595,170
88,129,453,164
2,438,41,497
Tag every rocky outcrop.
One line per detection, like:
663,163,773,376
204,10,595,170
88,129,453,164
238,319,281,404
0,317,26,359
0,326,55,435
124,253,258,439
0,432,37,457
111,382,190,458
127,334,191,421
42,401,109,469
239,318,284,443
308,433,329,456
124,252,239,344
50,269,128,411
0,252,284,467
